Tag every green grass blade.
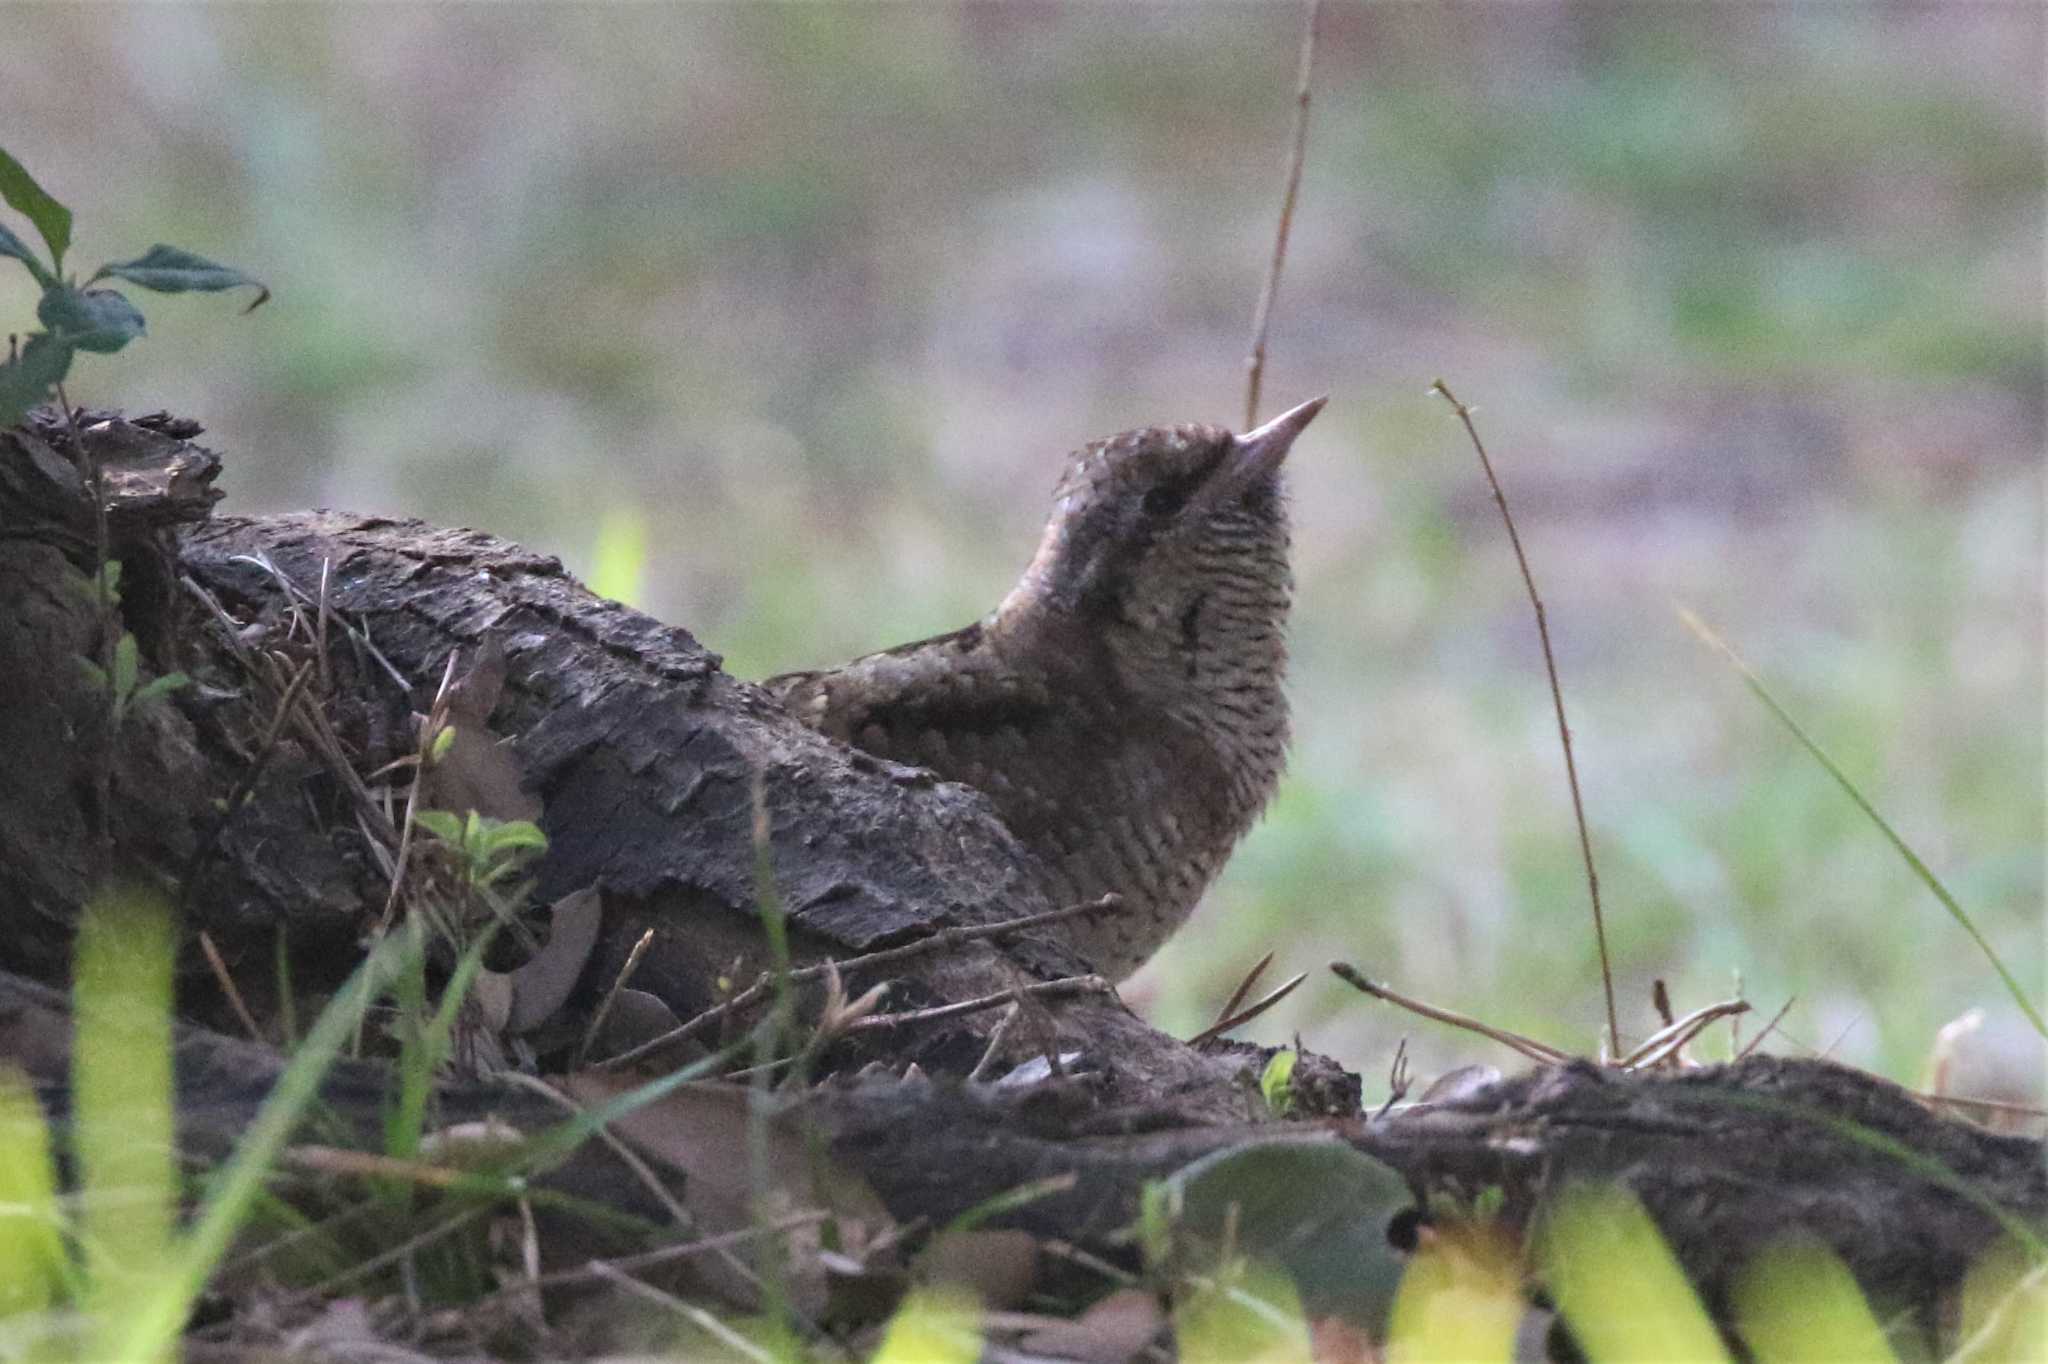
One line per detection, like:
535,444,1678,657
1680,609,2045,1040
1734,1238,1898,1363
73,888,178,1364
1538,1182,1731,1364
0,1067,70,1316
109,928,415,1359
389,921,498,1164
512,1039,748,1171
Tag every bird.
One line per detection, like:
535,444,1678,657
765,396,1325,980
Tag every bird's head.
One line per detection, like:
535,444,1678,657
998,397,1324,718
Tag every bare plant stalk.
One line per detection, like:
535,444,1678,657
1331,962,1571,1066
178,658,316,917
595,893,1122,1072
1243,0,1321,430
844,974,1109,1032
1735,996,1797,1061
576,926,656,1067
1429,381,1621,1052
1187,969,1308,1048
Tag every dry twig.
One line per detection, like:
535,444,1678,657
597,894,1123,1072
1372,1037,1412,1121
1187,969,1308,1048
576,926,656,1067
1618,998,1750,1070
846,974,1109,1034
1243,0,1321,429
176,656,315,917
1735,995,1797,1060
1429,380,1620,1052
1330,961,1571,1066
197,928,264,1043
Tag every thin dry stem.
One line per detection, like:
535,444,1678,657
314,556,335,696
302,1205,491,1298
228,549,410,692
1207,950,1274,1033
496,1070,692,1229
1918,1091,2048,1122
576,926,656,1067
469,1211,830,1311
1330,961,1571,1066
1371,1037,1412,1121
1187,969,1308,1047
1430,380,1620,1052
1735,996,1797,1060
967,1002,1025,1083
589,1264,781,1364
377,648,462,932
1618,998,1750,1070
1243,0,1320,430
197,929,264,1043
597,893,1123,1072
177,657,315,917
845,974,1109,1033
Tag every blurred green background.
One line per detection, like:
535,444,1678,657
5,5,2040,1089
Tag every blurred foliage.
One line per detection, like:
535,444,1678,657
2,6,2039,1082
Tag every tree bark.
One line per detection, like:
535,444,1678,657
1,411,2039,1349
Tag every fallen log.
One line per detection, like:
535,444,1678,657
1,410,2039,1355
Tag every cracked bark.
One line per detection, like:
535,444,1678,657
0,410,2038,1345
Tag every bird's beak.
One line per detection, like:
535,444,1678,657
1186,395,1327,522
1232,395,1327,482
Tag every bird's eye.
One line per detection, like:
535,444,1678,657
1142,485,1186,517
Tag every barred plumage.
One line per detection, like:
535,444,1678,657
765,398,1324,979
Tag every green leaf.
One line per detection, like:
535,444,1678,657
91,244,269,312
412,809,463,844
1258,1050,1297,1116
428,724,457,764
112,633,139,704
0,333,74,430
1160,1138,1411,1331
77,658,106,692
132,673,189,706
38,285,146,354
0,148,71,272
0,221,53,287
480,819,548,860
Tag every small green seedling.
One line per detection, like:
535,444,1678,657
1258,1048,1298,1117
0,146,267,429
68,560,189,725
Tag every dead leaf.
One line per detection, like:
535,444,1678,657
419,638,540,824
1016,1288,1165,1363
470,970,514,1034
1309,1314,1384,1363
506,886,602,1033
592,988,691,1063
442,635,507,720
557,1074,895,1318
917,1228,1039,1309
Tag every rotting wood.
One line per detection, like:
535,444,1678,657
1,411,2040,1351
